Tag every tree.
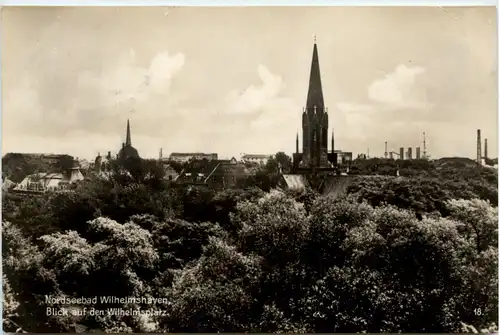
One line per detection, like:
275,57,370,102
274,152,292,173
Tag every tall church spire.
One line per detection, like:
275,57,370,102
126,119,131,146
306,39,324,111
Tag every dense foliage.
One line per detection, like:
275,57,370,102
2,156,498,333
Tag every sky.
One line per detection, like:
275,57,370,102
2,6,498,160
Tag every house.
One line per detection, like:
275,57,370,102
13,164,84,194
279,174,309,192
206,158,251,189
169,152,218,163
176,158,251,189
241,154,272,165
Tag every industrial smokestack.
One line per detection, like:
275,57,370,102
400,147,404,160
384,142,388,159
416,147,421,159
484,138,488,159
408,147,413,160
477,129,482,165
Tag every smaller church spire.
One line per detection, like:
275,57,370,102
125,119,131,147
331,129,335,153
296,132,299,153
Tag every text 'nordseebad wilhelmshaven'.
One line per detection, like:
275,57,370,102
45,295,171,305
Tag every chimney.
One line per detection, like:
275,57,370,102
399,147,404,160
384,141,388,159
416,147,421,159
477,129,482,165
107,151,111,159
484,138,488,159
408,147,413,160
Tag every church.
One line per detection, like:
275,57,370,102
283,40,352,193
92,119,141,174
292,39,337,173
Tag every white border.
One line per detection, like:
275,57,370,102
0,0,497,6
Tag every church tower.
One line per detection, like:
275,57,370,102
118,119,140,162
302,40,330,168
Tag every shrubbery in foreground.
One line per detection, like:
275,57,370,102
3,184,498,332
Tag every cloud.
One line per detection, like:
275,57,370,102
85,49,185,108
4,48,186,141
334,102,377,141
225,64,285,115
3,78,44,133
368,64,428,109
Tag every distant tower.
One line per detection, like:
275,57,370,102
159,148,163,159
416,147,421,159
367,148,370,159
384,142,388,159
400,147,404,160
477,129,482,165
389,152,394,159
408,147,413,160
484,138,488,159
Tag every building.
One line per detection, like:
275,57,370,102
169,152,218,163
241,154,271,165
91,120,140,175
416,147,421,159
92,152,114,174
118,119,140,162
335,150,353,165
158,161,179,181
277,39,361,193
291,40,337,174
176,157,251,189
13,162,84,194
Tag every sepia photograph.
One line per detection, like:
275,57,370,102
1,5,498,333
